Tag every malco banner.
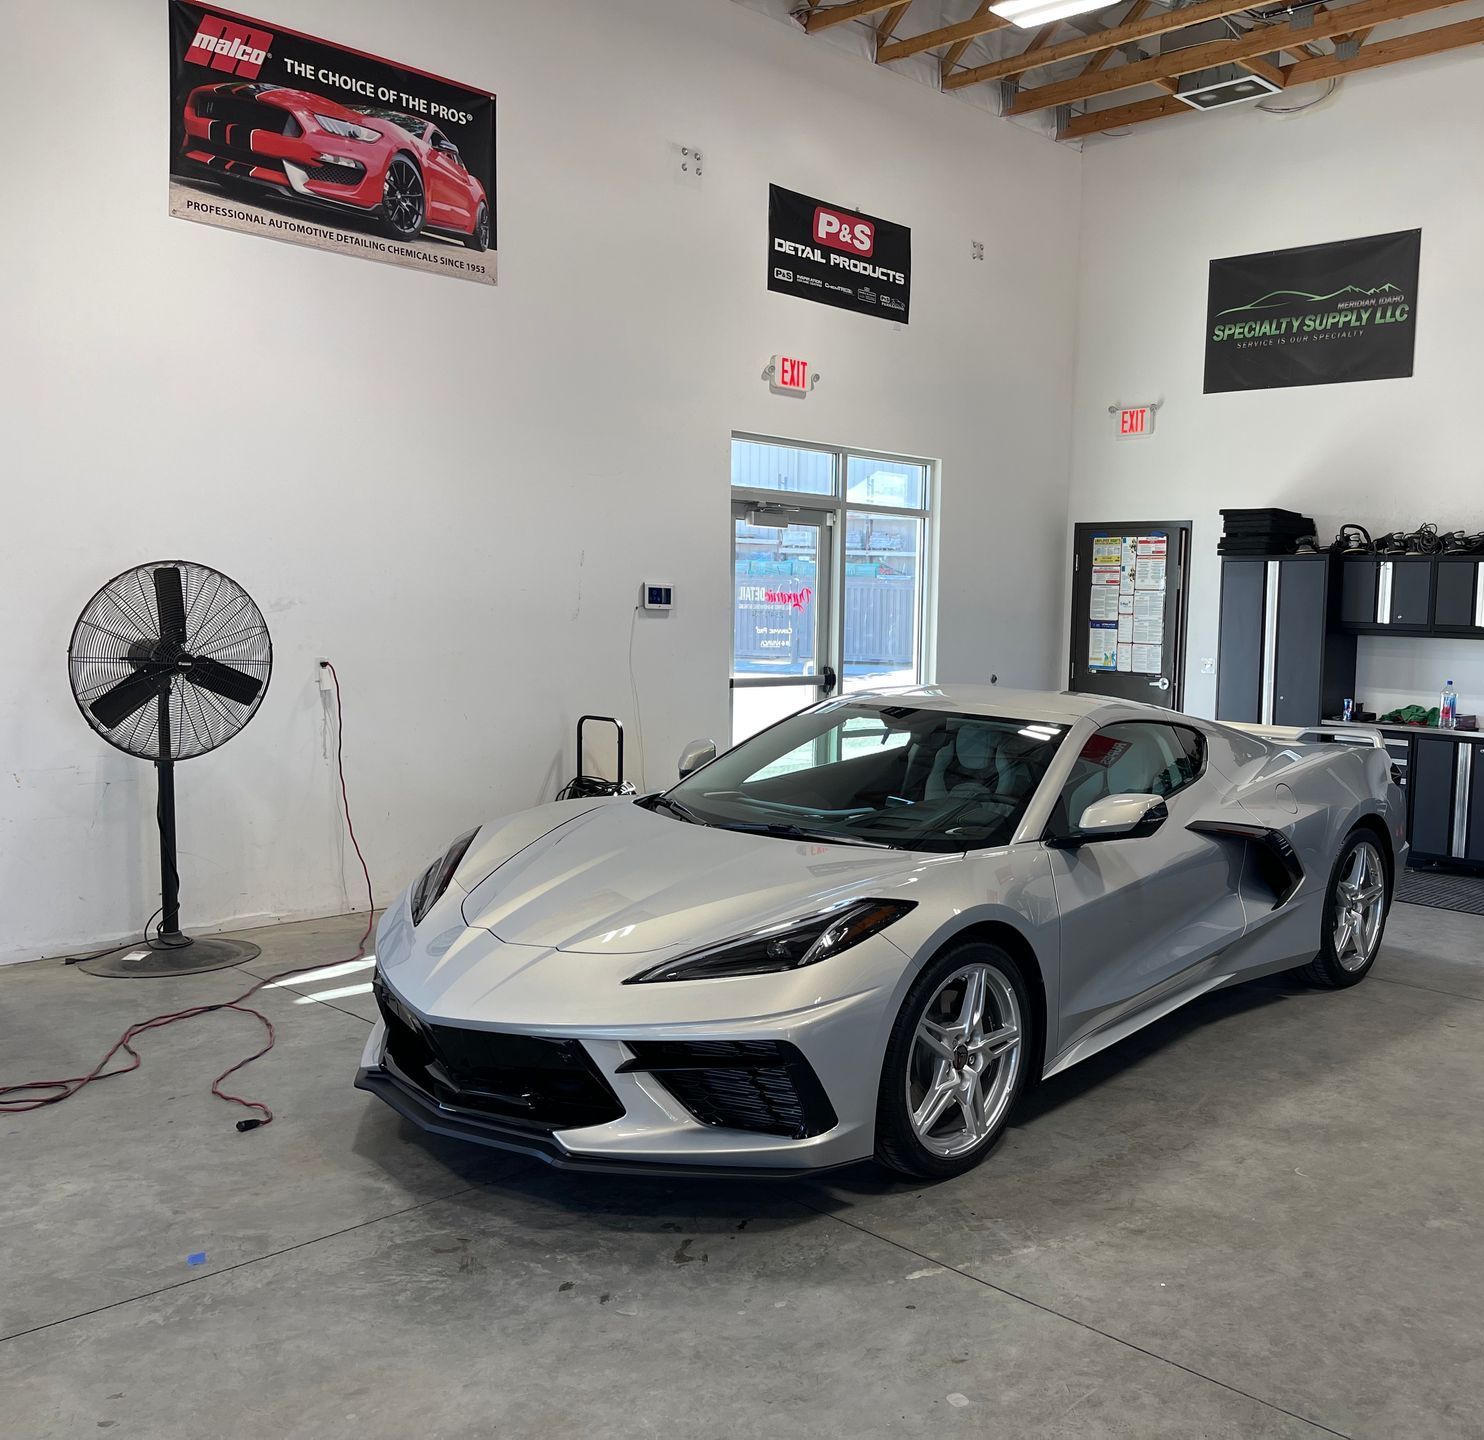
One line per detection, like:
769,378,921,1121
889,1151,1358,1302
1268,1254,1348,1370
768,184,911,323
169,2,497,285
1205,229,1420,393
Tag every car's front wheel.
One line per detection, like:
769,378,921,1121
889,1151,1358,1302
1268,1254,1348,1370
379,155,425,240
875,940,1033,1179
463,201,490,252
1298,828,1391,988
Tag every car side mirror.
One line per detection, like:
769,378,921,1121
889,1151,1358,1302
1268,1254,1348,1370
677,738,717,780
1052,793,1168,847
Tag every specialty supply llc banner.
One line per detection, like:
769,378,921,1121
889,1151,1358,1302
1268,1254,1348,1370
768,185,911,323
169,3,497,285
1205,229,1420,393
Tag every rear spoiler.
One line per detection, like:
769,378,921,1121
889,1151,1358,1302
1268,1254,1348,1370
1224,722,1386,749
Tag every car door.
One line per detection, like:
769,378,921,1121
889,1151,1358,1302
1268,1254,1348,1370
423,129,470,228
1044,721,1249,1065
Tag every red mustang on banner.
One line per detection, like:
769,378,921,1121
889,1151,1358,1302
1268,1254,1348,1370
181,83,490,250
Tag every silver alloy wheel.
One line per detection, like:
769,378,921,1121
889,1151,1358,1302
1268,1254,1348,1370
906,962,1022,1158
1334,838,1387,971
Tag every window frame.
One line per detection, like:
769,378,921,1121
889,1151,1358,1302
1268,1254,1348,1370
1044,720,1209,839
730,433,938,700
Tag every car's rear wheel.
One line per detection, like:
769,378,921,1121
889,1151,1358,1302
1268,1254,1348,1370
875,940,1032,1180
380,155,425,240
463,201,490,252
1297,829,1390,988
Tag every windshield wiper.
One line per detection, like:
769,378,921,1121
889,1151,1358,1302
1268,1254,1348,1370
647,794,708,826
715,820,891,848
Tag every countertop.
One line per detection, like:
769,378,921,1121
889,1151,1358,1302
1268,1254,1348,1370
1323,719,1484,743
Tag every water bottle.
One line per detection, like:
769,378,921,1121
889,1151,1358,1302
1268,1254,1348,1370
1440,680,1458,730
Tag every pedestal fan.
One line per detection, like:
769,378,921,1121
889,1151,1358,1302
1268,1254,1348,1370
67,561,272,976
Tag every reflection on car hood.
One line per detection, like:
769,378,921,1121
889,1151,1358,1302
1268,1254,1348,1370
458,800,927,955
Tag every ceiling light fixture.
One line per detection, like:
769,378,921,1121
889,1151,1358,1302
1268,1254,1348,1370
989,0,1114,30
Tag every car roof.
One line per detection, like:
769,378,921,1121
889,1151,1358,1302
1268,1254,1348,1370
842,686,1186,726
841,686,1097,723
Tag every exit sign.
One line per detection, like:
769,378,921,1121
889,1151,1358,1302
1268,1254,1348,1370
1114,405,1156,439
770,354,811,397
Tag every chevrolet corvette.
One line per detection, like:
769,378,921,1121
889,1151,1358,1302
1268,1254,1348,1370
180,83,490,249
356,689,1405,1179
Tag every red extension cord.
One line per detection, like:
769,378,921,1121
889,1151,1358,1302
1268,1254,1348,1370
0,661,376,1130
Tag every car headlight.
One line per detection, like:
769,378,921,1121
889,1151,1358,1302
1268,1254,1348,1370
314,113,382,143
409,828,478,926
624,898,915,984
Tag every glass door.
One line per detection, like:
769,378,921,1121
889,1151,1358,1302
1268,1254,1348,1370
731,500,836,745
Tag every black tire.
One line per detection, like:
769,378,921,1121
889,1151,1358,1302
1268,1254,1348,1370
1296,828,1391,989
463,201,490,252
379,155,425,240
875,940,1034,1180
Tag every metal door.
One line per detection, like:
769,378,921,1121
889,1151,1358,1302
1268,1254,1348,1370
730,501,837,745
1069,522,1191,707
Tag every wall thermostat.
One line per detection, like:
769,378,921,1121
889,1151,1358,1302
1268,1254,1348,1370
641,582,674,611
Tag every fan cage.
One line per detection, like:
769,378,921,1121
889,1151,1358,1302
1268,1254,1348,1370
67,560,273,761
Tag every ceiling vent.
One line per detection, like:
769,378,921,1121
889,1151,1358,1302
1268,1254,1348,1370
1159,20,1284,110
1175,65,1283,109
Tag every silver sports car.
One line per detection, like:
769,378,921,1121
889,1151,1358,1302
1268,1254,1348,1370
356,688,1405,1179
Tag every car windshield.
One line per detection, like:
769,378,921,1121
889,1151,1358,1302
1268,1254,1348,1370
654,702,1067,853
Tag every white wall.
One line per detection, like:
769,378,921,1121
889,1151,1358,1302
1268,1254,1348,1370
1068,58,1484,719
0,0,1081,963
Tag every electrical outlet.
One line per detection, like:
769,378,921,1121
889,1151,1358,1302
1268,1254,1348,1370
1201,657,1216,675
971,239,984,261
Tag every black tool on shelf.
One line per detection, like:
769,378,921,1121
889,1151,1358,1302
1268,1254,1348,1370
556,715,638,801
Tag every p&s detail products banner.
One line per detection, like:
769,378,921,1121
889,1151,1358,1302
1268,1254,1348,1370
768,185,911,323
169,3,497,285
1205,229,1420,393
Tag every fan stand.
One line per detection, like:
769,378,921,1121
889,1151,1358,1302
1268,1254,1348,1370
78,692,261,978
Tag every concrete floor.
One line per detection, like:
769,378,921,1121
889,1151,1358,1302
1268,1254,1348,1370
3,904,1482,1439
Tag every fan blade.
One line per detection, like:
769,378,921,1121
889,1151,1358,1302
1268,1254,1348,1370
188,655,263,707
89,668,171,730
154,566,187,645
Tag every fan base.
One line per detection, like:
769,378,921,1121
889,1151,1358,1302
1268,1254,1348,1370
76,936,262,978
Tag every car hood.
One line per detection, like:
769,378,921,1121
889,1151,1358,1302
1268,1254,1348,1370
458,799,927,956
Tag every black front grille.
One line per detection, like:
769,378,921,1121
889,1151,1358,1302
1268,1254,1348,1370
300,161,366,185
620,1041,837,1140
374,978,623,1132
194,89,300,135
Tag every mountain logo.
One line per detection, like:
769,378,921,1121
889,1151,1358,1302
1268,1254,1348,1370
1217,282,1405,317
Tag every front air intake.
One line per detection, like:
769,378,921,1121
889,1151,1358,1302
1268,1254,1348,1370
619,1040,838,1139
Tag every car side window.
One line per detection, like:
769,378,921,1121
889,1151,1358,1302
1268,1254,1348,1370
1052,722,1206,832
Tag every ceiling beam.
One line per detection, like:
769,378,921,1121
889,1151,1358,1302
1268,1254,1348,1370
1060,93,1188,138
944,0,1260,89
1081,0,1152,75
1009,0,1469,114
874,2,915,51
1061,10,1484,137
1237,53,1287,87
876,8,1009,64
940,1,995,79
1283,10,1484,79
804,0,909,33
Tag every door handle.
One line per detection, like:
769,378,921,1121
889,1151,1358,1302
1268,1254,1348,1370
1149,677,1170,691
820,666,837,695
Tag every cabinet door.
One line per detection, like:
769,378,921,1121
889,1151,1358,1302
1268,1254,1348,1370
1410,738,1456,857
1273,560,1326,727
1434,560,1482,633
1340,557,1378,629
1388,559,1433,628
1467,747,1484,863
1216,560,1266,723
